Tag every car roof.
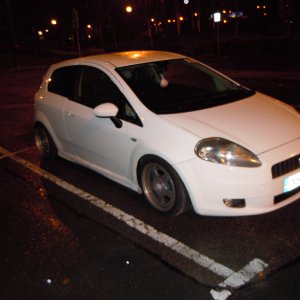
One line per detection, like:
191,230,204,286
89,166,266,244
55,51,186,68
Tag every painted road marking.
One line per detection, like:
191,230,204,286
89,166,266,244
0,146,268,299
210,258,268,299
0,146,36,160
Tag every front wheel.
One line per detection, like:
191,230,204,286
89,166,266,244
138,156,190,216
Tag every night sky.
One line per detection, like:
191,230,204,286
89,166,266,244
1,0,299,47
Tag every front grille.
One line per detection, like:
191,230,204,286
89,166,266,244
272,154,300,179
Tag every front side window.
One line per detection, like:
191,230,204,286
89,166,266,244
116,59,255,114
74,66,142,126
75,66,117,108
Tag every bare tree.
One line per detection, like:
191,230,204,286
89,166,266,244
86,0,118,49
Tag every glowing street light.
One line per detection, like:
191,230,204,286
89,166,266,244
213,12,221,53
125,6,133,13
213,12,221,23
50,19,57,25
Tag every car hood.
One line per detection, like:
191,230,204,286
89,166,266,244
161,92,300,154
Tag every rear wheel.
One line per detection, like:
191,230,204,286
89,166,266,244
34,125,57,158
138,156,190,216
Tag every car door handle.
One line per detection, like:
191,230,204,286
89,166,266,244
67,112,74,117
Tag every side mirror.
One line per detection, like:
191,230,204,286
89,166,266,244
94,102,118,117
94,103,122,128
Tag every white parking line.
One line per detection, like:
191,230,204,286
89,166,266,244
0,146,36,160
0,145,268,299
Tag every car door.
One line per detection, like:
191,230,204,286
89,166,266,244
64,65,143,186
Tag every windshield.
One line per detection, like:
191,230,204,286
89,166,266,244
116,58,255,114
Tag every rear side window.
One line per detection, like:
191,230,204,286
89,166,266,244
48,66,74,98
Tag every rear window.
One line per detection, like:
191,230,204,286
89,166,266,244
48,66,74,98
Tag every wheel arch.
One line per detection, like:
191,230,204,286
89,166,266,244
136,153,192,215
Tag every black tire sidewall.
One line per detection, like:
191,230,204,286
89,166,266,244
34,125,57,159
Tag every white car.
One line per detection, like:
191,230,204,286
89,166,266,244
34,50,300,216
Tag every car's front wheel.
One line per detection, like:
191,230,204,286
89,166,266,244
34,125,57,159
138,156,190,216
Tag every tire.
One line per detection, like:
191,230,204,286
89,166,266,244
138,156,190,216
34,125,57,159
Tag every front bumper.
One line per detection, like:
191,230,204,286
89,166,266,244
175,138,300,216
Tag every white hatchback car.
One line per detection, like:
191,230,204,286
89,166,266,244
34,51,300,216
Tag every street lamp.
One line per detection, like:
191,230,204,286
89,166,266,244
125,5,134,48
213,12,221,53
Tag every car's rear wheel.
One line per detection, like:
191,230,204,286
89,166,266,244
138,156,190,216
34,125,57,158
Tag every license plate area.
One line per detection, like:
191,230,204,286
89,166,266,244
284,171,300,193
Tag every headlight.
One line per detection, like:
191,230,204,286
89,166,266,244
195,137,261,167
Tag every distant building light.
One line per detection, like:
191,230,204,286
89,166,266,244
167,19,171,23
222,10,227,14
194,12,198,17
179,16,184,21
256,5,260,9
184,0,189,4
229,11,244,18
37,31,43,36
